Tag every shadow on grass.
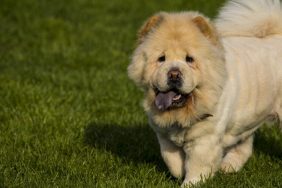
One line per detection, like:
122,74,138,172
254,126,282,159
83,122,282,185
84,123,282,161
84,123,169,173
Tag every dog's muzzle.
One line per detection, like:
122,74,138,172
154,67,191,111
167,67,182,89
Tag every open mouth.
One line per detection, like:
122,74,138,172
154,88,191,111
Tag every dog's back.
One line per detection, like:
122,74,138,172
215,0,282,132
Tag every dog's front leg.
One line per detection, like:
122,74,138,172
182,123,223,187
157,133,185,178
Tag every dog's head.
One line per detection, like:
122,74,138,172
128,12,226,126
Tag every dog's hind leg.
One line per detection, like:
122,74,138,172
220,135,253,173
278,90,282,129
278,108,282,130
279,88,282,129
275,97,282,129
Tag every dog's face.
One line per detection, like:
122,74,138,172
128,12,225,123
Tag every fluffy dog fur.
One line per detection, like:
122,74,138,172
128,0,282,186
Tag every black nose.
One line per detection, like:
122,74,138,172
167,68,182,88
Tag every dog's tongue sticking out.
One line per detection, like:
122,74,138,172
155,91,180,111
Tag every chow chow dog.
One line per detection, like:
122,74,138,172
128,0,282,186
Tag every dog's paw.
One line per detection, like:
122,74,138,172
181,178,201,188
220,155,243,173
220,162,237,173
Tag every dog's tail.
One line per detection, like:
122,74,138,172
215,0,282,38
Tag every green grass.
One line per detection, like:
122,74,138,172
0,0,281,187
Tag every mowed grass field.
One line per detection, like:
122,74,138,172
0,0,282,187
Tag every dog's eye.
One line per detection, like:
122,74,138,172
158,55,166,63
186,55,194,63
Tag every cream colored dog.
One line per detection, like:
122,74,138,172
128,0,282,186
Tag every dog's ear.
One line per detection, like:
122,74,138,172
192,16,219,45
138,13,164,44
128,50,149,88
128,14,164,88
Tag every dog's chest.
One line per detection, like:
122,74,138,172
151,123,187,146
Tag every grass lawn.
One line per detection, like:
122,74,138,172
0,0,282,187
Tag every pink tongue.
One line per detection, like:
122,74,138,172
155,91,178,111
